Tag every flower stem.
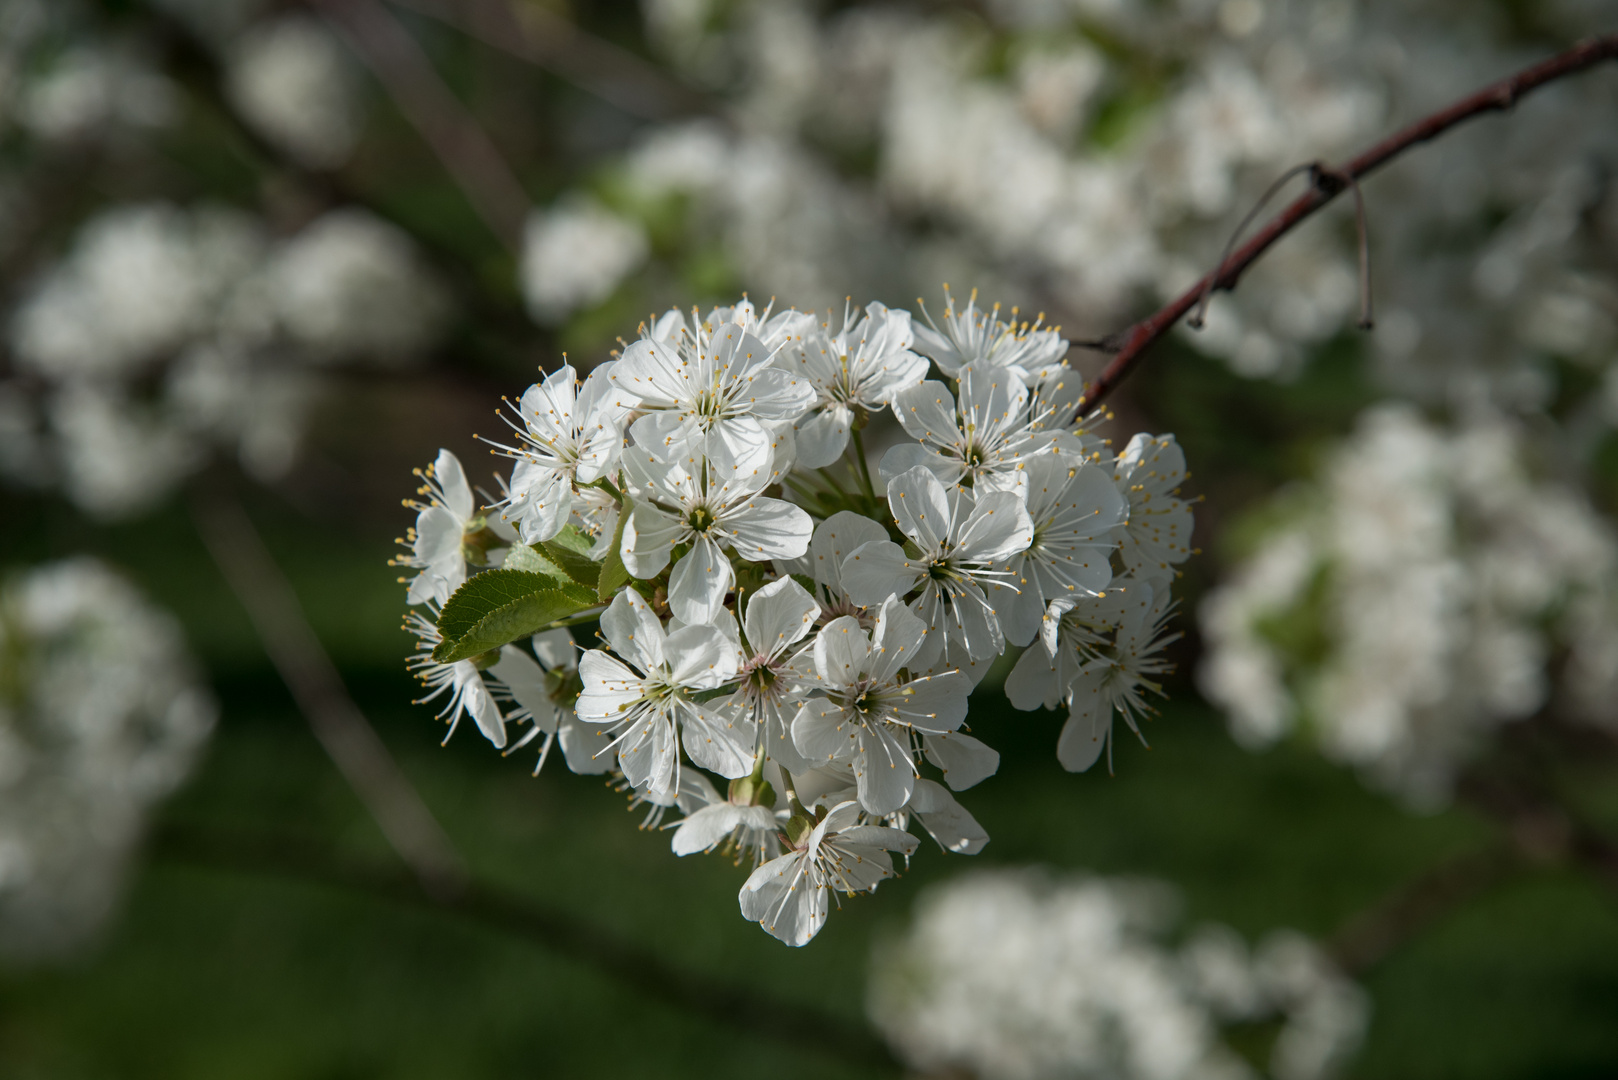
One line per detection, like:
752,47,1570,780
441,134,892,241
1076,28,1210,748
851,427,877,503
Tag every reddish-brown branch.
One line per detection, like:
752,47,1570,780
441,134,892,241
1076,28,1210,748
1076,33,1618,413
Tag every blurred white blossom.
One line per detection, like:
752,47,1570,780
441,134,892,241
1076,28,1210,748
0,558,215,961
870,868,1367,1080
1200,402,1618,807
225,15,363,169
520,199,648,325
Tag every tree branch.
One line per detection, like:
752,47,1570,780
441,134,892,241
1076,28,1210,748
385,0,711,121
191,485,469,899
312,0,532,251
154,824,899,1071
1075,33,1618,413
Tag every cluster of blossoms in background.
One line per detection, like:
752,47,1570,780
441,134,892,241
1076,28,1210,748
1200,402,1618,808
0,558,215,960
870,868,1367,1080
397,291,1195,944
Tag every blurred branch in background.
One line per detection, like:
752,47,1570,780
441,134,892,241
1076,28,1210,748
1076,32,1618,413
145,0,543,363
312,0,530,251
387,0,710,121
155,823,899,1071
191,486,469,899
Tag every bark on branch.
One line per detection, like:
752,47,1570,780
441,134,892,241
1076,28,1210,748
1076,33,1618,413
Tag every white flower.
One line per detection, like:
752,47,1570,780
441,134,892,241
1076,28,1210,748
724,577,821,772
621,434,811,624
404,611,507,748
991,450,1127,646
777,302,928,469
842,466,1032,664
1113,433,1195,573
790,510,892,625
880,362,1082,488
394,448,478,607
484,629,611,775
520,199,649,324
575,589,749,801
1056,574,1180,773
669,773,784,866
493,363,628,544
912,288,1070,381
792,597,971,814
611,310,816,474
738,799,918,946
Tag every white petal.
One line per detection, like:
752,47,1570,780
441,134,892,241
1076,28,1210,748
557,715,615,774
622,502,682,579
490,645,558,731
840,540,921,608
679,701,756,778
664,621,739,689
853,726,914,816
575,650,642,722
667,537,734,625
810,511,890,597
792,698,859,764
433,448,475,522
868,596,930,683
599,588,664,673
1006,643,1064,711
907,778,988,854
723,497,812,562
887,466,952,551
891,380,960,447
813,616,871,688
743,577,820,659
922,731,1000,790
793,405,852,470
1057,669,1111,772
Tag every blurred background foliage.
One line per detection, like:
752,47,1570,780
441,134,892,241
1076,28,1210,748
0,0,1616,1075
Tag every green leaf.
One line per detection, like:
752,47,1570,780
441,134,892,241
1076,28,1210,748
550,523,595,555
433,570,598,663
537,539,601,591
596,494,633,602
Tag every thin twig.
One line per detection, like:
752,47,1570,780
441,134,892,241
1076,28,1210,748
1188,162,1317,330
155,824,900,1071
1324,842,1520,977
1076,33,1618,413
191,487,468,898
313,0,531,250
385,0,710,121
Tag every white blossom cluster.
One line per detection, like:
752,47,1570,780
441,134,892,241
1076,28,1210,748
396,292,1195,944
0,201,449,517
0,557,216,961
1200,402,1618,808
870,868,1368,1080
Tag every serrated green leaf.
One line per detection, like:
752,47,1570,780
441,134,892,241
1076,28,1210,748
435,569,592,656
538,539,601,590
551,524,594,555
433,577,598,663
597,494,633,602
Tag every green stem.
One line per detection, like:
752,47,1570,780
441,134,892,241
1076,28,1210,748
547,607,607,628
816,467,853,504
851,427,878,503
592,477,624,505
